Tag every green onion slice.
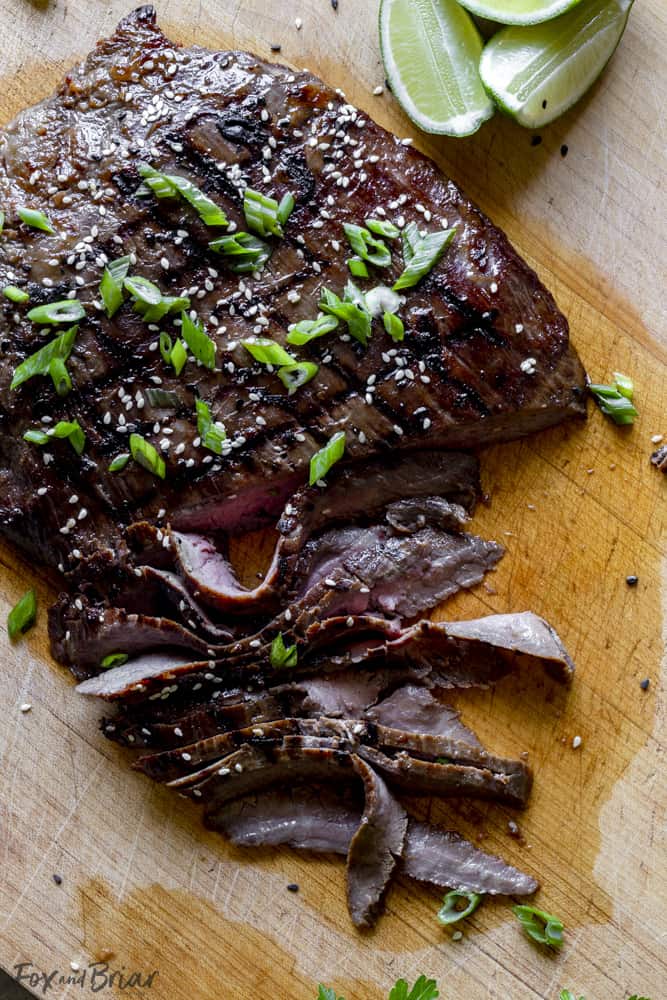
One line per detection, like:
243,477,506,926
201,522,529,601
100,653,129,669
18,207,55,234
383,311,404,342
0,210,4,234
612,371,634,400
209,231,272,273
138,164,228,227
145,387,181,409
589,382,638,425
393,227,456,291
436,890,482,925
27,299,85,324
3,285,29,304
243,188,291,238
286,314,339,346
278,361,319,395
277,193,296,227
49,357,72,397
159,331,188,377
347,256,370,278
8,589,37,641
195,398,227,455
130,433,166,479
343,223,392,268
309,430,346,486
241,338,297,367
100,255,131,318
180,311,217,369
512,905,564,950
124,275,162,307
10,325,78,391
319,287,371,346
108,453,130,473
402,221,422,262
270,633,298,668
365,218,400,239
24,419,85,455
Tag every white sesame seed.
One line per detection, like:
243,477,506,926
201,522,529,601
515,323,524,333
572,735,582,749
373,85,383,96
295,16,302,29
20,703,32,713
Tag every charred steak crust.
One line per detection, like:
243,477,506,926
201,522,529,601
0,6,586,576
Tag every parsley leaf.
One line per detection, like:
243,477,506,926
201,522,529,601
317,987,344,1000
388,976,439,1000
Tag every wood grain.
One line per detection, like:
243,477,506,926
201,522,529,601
0,2,665,999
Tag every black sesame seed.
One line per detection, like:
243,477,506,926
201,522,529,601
53,874,63,885
560,144,569,158
385,78,392,93
542,99,548,109
331,0,339,9
530,135,542,147
639,678,650,691
286,883,299,892
271,44,282,53
626,574,639,586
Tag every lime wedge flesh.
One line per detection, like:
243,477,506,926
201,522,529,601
457,0,586,27
380,0,495,137
479,0,634,127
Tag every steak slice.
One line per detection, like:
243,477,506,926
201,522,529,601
0,6,586,577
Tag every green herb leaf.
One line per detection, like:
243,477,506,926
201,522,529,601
343,223,392,268
277,192,296,227
108,453,130,473
3,285,29,304
27,299,85,324
589,382,638,425
347,256,370,278
7,589,37,642
18,207,55,234
317,988,344,1000
100,255,131,317
195,398,227,455
278,361,319,395
436,890,482,925
612,371,634,400
24,419,85,455
512,905,564,950
388,976,439,1000
243,188,287,238
309,431,346,486
366,218,400,239
383,310,404,342
319,287,371,346
559,991,585,1000
130,433,166,480
138,164,228,227
209,231,272,273
270,632,298,669
286,314,339,346
393,227,456,291
10,326,78,392
241,337,297,367
180,312,217,369
101,653,129,669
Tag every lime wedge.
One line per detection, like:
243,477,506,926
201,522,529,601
479,0,634,127
379,0,495,137
457,0,585,27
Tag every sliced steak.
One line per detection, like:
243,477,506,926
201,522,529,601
366,685,481,742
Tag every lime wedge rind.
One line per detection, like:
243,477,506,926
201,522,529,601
479,0,633,128
380,0,495,137
457,0,586,27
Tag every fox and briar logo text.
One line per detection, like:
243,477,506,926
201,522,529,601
13,962,158,994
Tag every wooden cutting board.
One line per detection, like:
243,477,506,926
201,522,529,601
0,2,665,998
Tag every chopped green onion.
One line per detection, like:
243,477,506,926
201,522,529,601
159,332,188,375
108,453,130,473
7,589,37,642
317,988,344,1000
365,218,400,239
100,653,128,669
124,275,162,307
18,207,55,234
436,890,482,925
23,419,85,455
243,188,287,238
559,992,584,1000
241,337,297,367
383,311,404,342
130,433,166,480
347,256,369,278
138,164,228,227
286,314,339,346
270,633,298,668
27,299,85,324
612,371,634,400
123,276,189,323
209,231,272,273
3,285,29,304
180,311,217,369
309,431,346,486
589,381,638,425
512,905,564,950
319,287,371,346
277,192,296,227
100,255,131,317
10,325,78,392
49,357,72,397
343,223,392,268
364,284,401,317
0,210,4,234
144,295,191,324
401,221,422,262
145,387,181,408
195,398,227,455
278,361,319,395
393,227,456,291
